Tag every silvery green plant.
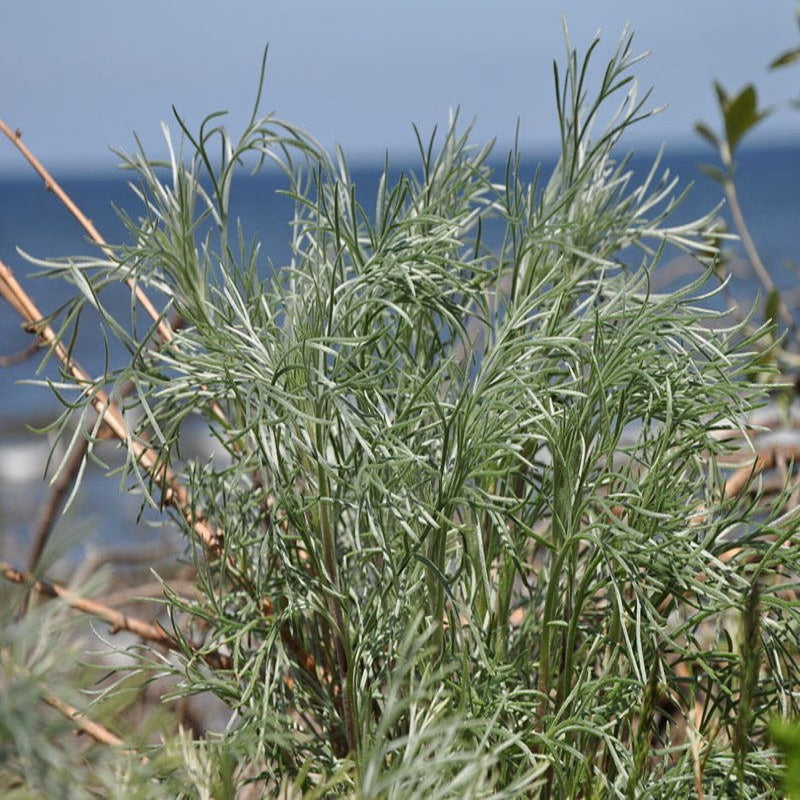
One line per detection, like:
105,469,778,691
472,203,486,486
9,28,800,798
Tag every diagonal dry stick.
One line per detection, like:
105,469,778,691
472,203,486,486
0,258,327,691
26,354,169,571
25,309,193,571
27,430,93,570
2,556,176,645
42,691,126,747
1,558,232,671
0,339,39,366
0,130,336,731
0,257,223,553
0,119,172,343
13,662,141,754
0,119,230,429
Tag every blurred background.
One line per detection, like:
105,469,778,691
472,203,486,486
1,0,798,563
0,0,797,171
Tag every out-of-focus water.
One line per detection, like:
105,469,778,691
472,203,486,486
0,143,798,561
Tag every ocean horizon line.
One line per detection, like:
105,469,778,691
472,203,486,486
1,136,798,183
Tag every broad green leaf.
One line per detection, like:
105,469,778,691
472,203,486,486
698,163,727,185
721,84,771,152
694,121,719,149
765,288,782,340
770,46,800,69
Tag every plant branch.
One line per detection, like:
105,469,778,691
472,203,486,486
1,558,234,671
0,119,172,342
42,691,125,747
27,431,92,570
0,120,231,429
0,256,223,554
1,558,174,644
0,339,39,366
1,262,326,700
717,157,793,328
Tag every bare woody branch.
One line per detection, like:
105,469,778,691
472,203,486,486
0,257,223,553
42,692,125,748
0,127,364,723
0,119,229,428
2,557,175,645
0,558,233,672
0,258,327,691
0,119,171,343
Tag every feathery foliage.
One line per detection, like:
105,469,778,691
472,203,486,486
3,26,799,799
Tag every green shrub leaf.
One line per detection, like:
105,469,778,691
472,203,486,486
718,82,771,152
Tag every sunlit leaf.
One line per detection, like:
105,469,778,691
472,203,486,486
721,84,771,152
730,86,770,148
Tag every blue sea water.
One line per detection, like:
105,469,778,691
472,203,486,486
0,142,798,559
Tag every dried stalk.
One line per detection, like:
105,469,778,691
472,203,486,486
0,120,229,427
42,691,125,748
0,119,171,342
0,257,222,553
27,431,92,570
722,442,800,499
0,339,39,366
722,173,794,328
26,310,183,571
2,557,174,644
0,558,233,671
0,258,329,705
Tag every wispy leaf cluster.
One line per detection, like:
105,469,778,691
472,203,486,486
6,27,799,799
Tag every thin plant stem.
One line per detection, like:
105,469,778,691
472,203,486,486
0,120,231,429
1,558,175,645
316,417,358,755
1,258,324,689
724,176,793,326
26,431,92,570
0,340,39,366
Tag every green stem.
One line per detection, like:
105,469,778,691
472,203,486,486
724,175,792,327
316,420,358,756
718,144,792,329
428,522,447,655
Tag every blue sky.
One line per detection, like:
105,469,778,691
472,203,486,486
1,1,797,174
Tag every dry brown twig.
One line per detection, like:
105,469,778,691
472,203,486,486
0,119,171,342
0,558,233,671
25,311,186,570
0,120,235,567
42,691,125,748
27,430,93,570
0,120,230,424
11,662,144,757
0,339,40,367
0,256,223,553
2,557,175,645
